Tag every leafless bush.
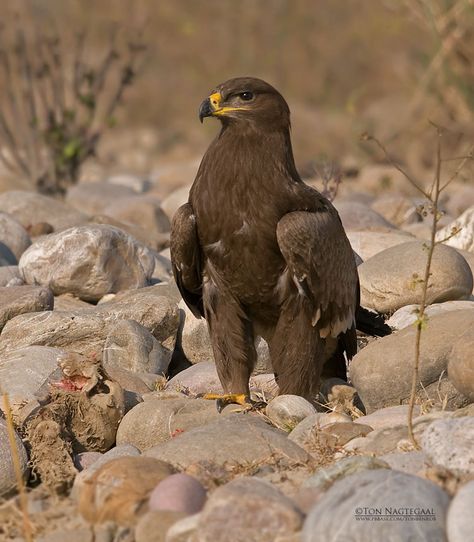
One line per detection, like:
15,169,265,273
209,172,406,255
0,15,145,196
363,125,473,447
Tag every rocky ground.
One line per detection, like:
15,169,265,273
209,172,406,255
0,166,473,542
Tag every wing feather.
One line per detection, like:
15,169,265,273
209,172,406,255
276,209,358,339
170,203,204,318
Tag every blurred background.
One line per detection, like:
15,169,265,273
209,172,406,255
0,0,473,197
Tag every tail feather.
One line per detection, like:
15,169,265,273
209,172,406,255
356,306,392,337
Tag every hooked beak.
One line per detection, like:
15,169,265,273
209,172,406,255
199,98,213,123
199,92,222,123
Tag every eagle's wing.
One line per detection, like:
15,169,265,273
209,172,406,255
170,203,204,318
276,209,358,339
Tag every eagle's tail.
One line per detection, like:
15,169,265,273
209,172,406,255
355,306,392,337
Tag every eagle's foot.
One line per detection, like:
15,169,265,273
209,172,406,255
201,393,264,413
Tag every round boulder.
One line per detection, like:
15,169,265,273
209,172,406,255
359,241,473,313
19,225,155,301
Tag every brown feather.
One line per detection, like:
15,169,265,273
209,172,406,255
171,77,361,400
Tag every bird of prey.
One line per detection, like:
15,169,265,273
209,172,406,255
171,77,387,408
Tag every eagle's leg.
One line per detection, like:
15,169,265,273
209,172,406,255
202,283,257,410
269,296,326,401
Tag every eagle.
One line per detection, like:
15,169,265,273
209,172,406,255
170,77,388,408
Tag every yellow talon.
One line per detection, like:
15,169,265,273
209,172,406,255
201,393,251,412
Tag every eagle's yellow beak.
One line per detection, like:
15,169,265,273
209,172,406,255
198,92,246,122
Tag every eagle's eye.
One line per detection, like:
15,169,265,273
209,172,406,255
239,91,254,101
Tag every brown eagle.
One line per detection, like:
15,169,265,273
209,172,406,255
171,77,387,407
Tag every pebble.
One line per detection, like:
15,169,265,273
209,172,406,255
0,190,87,230
0,285,53,331
387,300,474,330
448,324,474,401
196,477,303,542
19,224,155,302
421,417,474,475
358,241,473,313
446,480,474,542
350,309,474,412
116,398,220,451
103,319,172,376
302,469,450,542
0,211,31,259
0,418,29,498
347,230,414,261
334,200,397,232
78,456,173,526
436,205,474,252
265,395,316,431
144,414,311,468
303,455,390,491
148,473,207,514
135,510,187,542
65,181,136,215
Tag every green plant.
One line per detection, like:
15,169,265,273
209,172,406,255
0,15,145,196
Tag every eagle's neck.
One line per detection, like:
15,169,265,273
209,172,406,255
200,122,301,187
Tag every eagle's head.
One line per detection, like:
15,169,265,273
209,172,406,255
199,77,290,128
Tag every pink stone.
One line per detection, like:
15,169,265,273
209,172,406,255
148,473,206,515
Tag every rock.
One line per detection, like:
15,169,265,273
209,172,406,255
302,470,450,542
89,214,168,252
0,212,31,259
0,265,22,286
165,513,200,542
0,418,29,498
333,201,397,232
436,205,474,253
178,301,272,372
65,181,136,215
446,480,474,542
350,309,474,412
196,477,303,542
458,249,474,293
166,362,224,395
73,443,141,495
151,251,173,282
116,398,220,451
0,285,53,331
343,425,411,455
445,182,474,216
74,451,103,471
303,456,390,491
354,405,421,431
103,195,170,236
0,346,66,409
346,231,414,261
359,241,473,313
19,225,155,302
265,395,316,431
379,451,429,475
178,301,212,364
0,190,87,231
0,241,16,265
421,417,474,475
288,412,352,450
316,422,373,448
0,290,179,358
145,415,311,468
160,185,191,220
371,194,420,226
135,510,186,542
54,294,92,311
106,174,150,194
448,325,474,401
387,300,474,330
403,221,432,240
103,319,171,376
78,456,174,526
149,473,207,514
